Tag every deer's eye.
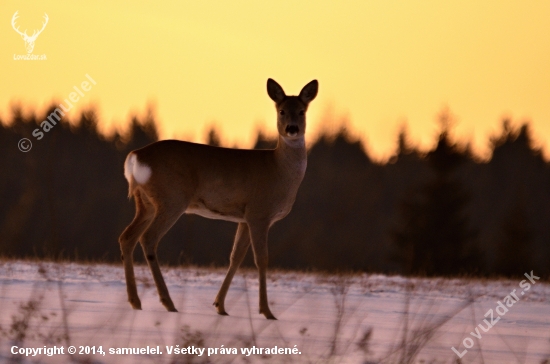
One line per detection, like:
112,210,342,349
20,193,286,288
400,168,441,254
299,110,305,116
279,110,285,116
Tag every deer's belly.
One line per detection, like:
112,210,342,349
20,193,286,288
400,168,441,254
185,200,245,223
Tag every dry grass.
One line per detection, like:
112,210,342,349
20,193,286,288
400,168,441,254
0,260,548,363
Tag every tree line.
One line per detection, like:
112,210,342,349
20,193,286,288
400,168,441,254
1,104,548,278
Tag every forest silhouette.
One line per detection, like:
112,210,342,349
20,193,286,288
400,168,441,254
1,104,548,278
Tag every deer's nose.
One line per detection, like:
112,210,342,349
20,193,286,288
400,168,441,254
285,125,299,137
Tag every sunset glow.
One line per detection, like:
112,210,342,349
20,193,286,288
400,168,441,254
2,1,550,160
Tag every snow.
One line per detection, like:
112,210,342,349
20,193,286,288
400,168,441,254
0,260,549,363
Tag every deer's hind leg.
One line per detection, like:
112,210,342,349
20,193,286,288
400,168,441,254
139,192,188,312
119,190,155,310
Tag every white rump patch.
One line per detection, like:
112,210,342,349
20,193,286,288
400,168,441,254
124,153,152,185
123,154,135,182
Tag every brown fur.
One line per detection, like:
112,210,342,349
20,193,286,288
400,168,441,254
118,79,318,319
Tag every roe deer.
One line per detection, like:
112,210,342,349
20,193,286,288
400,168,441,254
119,79,318,319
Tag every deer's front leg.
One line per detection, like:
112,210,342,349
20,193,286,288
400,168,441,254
248,220,276,320
214,223,251,315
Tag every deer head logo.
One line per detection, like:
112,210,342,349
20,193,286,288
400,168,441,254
11,11,49,54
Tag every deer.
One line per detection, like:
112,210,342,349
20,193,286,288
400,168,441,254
11,11,49,54
119,79,318,319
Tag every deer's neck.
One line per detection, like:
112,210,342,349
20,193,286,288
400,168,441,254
275,135,307,178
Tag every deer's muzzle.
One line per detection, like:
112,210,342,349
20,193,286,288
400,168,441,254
285,125,299,137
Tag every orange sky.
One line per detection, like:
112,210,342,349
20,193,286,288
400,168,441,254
2,1,550,160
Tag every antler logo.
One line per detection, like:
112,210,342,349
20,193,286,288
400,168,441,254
11,11,49,54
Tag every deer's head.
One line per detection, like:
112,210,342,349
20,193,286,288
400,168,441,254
12,11,49,53
267,79,318,143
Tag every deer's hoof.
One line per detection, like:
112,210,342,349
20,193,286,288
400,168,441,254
160,298,177,312
129,299,142,310
260,309,277,320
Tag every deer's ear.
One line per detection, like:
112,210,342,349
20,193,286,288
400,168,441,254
299,80,318,104
267,79,286,104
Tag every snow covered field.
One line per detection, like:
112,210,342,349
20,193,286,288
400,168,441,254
0,261,548,363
